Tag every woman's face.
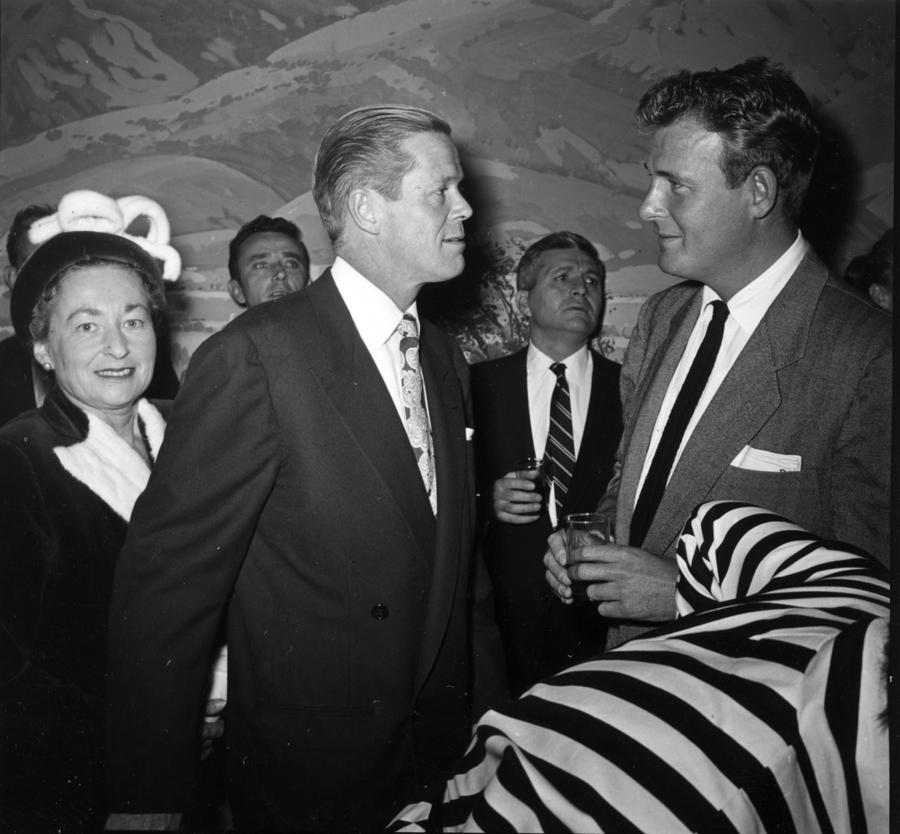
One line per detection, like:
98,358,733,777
33,264,157,422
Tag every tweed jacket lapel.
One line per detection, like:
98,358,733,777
618,289,702,540
643,254,829,555
303,272,437,564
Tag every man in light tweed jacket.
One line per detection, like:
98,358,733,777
545,58,891,648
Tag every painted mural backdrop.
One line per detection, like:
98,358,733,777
0,0,894,375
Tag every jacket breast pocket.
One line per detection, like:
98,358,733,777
716,465,822,534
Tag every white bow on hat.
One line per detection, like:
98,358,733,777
28,189,182,282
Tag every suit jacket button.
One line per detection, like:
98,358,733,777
371,603,389,620
411,708,420,720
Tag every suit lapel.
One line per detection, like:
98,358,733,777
508,349,536,458
415,322,468,692
644,254,828,554
619,290,702,539
303,273,436,563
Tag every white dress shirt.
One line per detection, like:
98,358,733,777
527,342,593,526
635,233,809,502
331,257,436,505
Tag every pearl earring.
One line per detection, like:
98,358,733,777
43,362,52,371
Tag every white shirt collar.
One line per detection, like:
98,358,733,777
331,256,420,350
526,341,592,381
702,232,808,334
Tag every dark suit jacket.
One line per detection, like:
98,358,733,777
472,347,621,693
0,332,179,427
106,272,506,831
602,251,892,646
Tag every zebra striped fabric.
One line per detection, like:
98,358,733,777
390,501,890,833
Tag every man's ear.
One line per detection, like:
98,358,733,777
3,265,16,292
32,341,52,370
514,288,532,318
346,188,380,235
748,165,778,219
869,283,891,312
227,279,248,307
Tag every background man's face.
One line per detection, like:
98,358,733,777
525,248,604,342
229,231,309,308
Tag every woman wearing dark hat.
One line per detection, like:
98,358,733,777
0,191,182,831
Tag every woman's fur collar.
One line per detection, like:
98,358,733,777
53,399,166,521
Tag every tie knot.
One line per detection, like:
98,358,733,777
550,362,567,379
397,313,419,342
709,299,728,323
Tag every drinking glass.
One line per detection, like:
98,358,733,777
514,456,548,505
565,512,613,603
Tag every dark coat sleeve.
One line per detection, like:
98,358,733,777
0,440,52,685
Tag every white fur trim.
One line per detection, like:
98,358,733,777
53,399,166,521
136,398,167,461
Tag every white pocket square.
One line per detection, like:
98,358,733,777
465,427,475,441
730,445,801,472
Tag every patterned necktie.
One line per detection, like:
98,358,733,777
396,314,436,514
544,362,576,522
629,300,729,546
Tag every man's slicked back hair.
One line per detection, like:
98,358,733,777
313,104,452,245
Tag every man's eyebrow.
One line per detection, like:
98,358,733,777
644,161,675,177
66,305,101,322
245,249,303,261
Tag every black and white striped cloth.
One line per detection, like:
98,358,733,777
391,501,890,833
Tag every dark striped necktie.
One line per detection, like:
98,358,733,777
544,362,576,522
629,299,729,546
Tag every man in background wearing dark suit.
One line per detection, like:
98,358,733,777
1,203,180,427
545,58,891,649
105,104,506,832
472,232,621,694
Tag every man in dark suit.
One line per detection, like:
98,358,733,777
545,59,891,649
472,232,621,694
105,105,507,832
1,204,180,427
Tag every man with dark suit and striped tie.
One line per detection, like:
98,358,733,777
472,232,622,693
544,58,891,649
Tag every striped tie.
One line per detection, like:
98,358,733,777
545,362,575,522
396,314,437,514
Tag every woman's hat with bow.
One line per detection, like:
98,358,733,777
10,189,181,342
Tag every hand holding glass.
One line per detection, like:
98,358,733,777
514,456,548,505
565,513,613,603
